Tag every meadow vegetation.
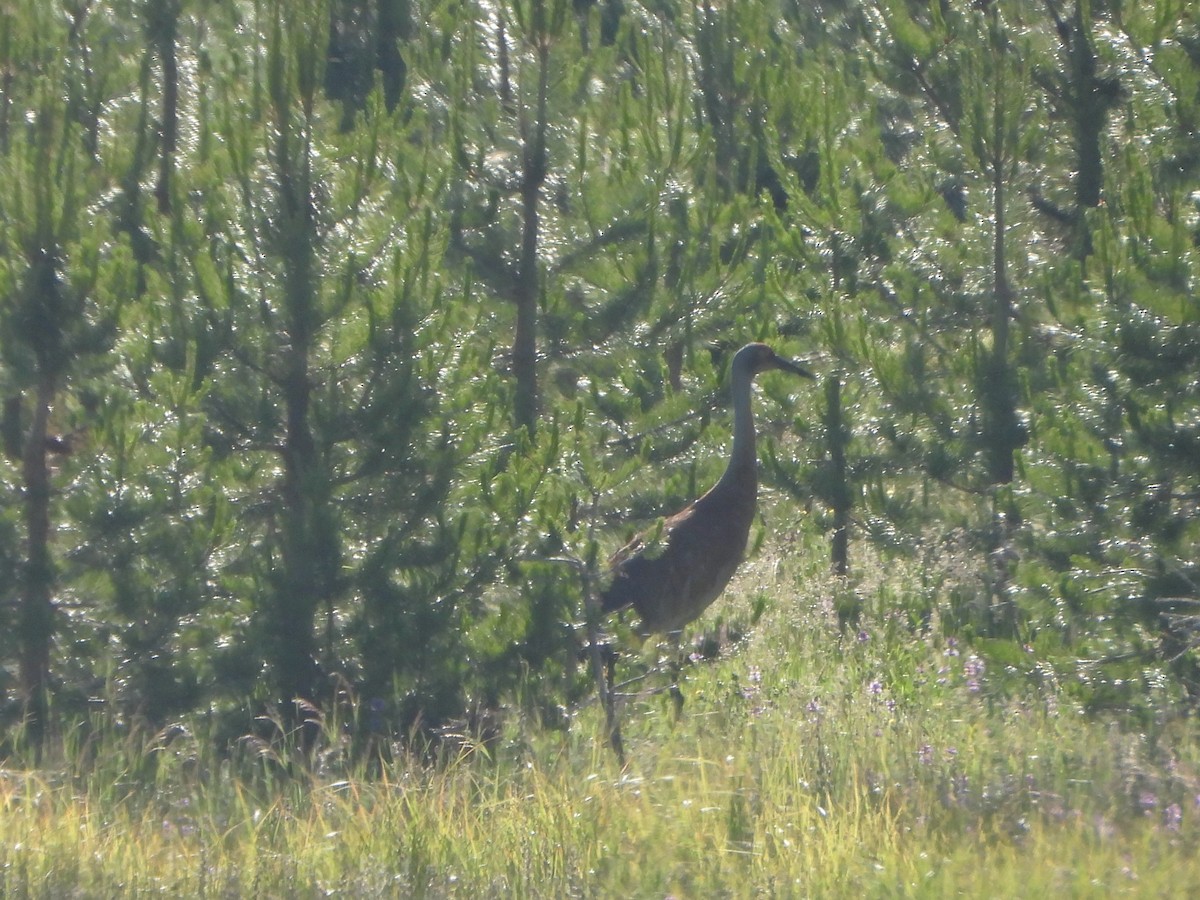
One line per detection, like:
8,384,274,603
3,532,1197,897
1,0,1198,893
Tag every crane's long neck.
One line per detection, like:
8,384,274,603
716,362,757,492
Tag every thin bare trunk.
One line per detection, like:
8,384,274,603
152,0,179,214
984,28,1020,636
279,344,322,705
824,376,851,576
984,18,1017,488
512,32,549,435
268,74,332,714
19,377,56,738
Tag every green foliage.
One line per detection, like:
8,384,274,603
0,0,1196,747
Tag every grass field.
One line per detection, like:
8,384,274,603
2,548,1198,897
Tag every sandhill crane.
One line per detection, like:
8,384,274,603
599,342,814,636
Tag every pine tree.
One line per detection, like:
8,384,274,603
0,4,131,739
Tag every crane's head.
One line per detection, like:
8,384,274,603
735,342,815,380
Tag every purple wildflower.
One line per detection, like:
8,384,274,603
1164,803,1182,831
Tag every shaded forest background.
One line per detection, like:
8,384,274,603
0,0,1196,748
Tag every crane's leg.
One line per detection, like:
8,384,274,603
665,633,685,717
669,677,684,717
582,636,625,765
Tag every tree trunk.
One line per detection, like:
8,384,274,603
512,29,549,436
376,0,409,111
695,0,735,197
824,376,851,576
148,0,179,214
277,344,324,708
267,75,337,714
19,377,56,741
982,22,1018,488
1069,1,1103,210
981,19,1021,637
